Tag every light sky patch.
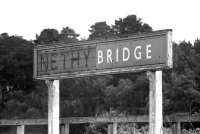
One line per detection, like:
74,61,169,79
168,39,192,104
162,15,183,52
0,0,199,43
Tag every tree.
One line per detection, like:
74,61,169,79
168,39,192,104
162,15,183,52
193,39,200,91
35,28,59,44
60,75,113,117
163,41,200,114
88,22,115,40
0,34,36,116
0,33,9,39
35,27,79,44
59,27,79,42
113,15,152,36
104,74,149,114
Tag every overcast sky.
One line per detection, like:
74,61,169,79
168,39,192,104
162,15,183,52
0,0,199,43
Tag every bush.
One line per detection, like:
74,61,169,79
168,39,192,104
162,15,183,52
182,128,200,134
85,122,174,134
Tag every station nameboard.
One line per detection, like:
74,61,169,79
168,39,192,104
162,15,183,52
33,29,172,79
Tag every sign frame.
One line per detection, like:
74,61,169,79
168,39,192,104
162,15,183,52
33,29,172,79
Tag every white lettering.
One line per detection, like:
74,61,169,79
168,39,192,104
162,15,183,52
107,49,112,63
98,50,103,64
123,47,130,61
116,48,119,62
146,44,152,59
134,46,142,60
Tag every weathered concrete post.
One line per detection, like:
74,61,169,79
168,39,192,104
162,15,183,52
177,122,181,134
61,123,69,134
107,122,117,134
147,71,163,134
113,122,117,134
46,80,60,134
108,124,113,134
17,125,25,134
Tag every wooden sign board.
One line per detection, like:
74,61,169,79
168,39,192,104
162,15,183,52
34,29,172,79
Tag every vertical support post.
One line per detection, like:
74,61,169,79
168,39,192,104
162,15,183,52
133,123,136,134
61,124,70,134
171,123,177,134
65,124,70,134
113,122,117,134
107,123,117,134
46,80,60,134
61,124,65,134
177,122,181,134
147,71,163,134
108,124,113,134
17,125,25,134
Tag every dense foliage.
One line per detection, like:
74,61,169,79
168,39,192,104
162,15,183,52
1,14,200,121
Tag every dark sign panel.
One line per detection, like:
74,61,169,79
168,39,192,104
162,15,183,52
34,29,172,79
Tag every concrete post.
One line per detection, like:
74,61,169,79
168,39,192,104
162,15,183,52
147,71,163,134
46,80,60,134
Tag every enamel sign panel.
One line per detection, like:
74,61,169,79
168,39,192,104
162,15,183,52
33,29,172,79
